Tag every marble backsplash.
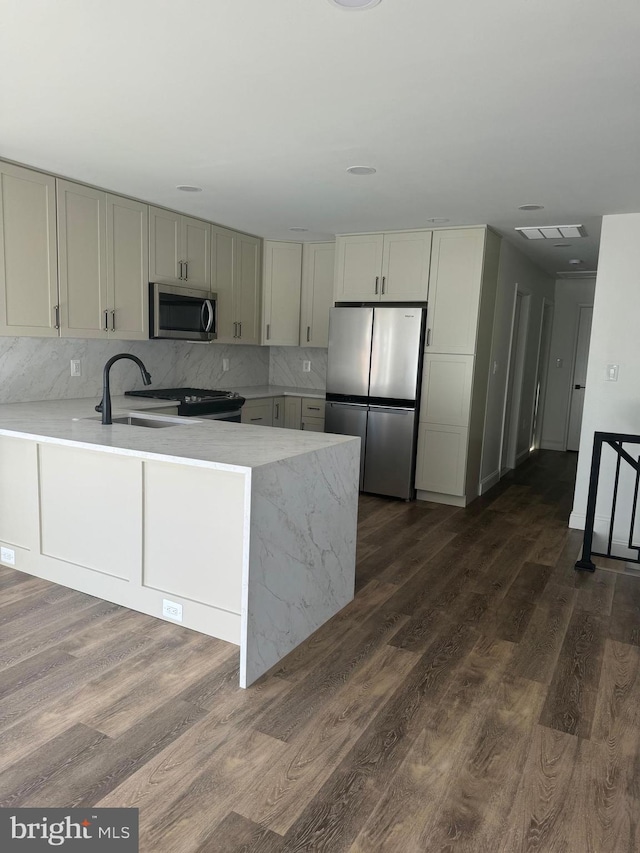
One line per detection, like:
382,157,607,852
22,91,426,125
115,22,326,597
269,347,327,390
0,337,270,404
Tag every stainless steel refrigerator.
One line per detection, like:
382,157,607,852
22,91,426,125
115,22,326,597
325,306,426,500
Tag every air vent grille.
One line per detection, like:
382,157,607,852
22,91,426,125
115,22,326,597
516,224,587,240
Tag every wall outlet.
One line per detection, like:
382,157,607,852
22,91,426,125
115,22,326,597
70,359,82,377
303,360,311,373
606,364,619,381
162,599,183,622
222,358,230,372
1,546,16,566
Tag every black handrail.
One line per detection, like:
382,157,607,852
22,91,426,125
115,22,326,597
575,431,640,572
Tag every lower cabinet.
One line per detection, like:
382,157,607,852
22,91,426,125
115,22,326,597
241,399,274,427
240,395,325,432
285,397,302,430
415,423,468,497
272,396,285,428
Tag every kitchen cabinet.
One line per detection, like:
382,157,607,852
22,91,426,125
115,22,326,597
0,162,59,337
425,229,485,355
272,396,285,428
285,396,302,430
334,231,432,303
301,398,325,432
262,241,302,346
241,398,273,427
212,227,261,345
57,181,148,339
300,242,335,347
149,206,211,291
415,227,501,506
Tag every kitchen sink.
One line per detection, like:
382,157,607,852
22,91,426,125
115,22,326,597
77,413,196,428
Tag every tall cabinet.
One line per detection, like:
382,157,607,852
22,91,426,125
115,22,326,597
213,225,261,345
414,227,501,506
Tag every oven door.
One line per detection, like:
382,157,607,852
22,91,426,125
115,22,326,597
150,283,217,341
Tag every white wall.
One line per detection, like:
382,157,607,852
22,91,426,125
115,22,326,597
0,338,269,404
571,213,640,556
480,241,554,492
540,278,596,451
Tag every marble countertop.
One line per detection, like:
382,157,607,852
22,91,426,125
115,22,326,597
233,385,325,400
0,396,354,473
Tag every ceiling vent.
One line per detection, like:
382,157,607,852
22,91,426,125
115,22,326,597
556,270,597,279
515,224,587,240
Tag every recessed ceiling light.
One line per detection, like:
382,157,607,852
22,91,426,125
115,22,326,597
176,185,203,192
289,227,308,232
347,166,377,175
328,0,382,9
426,217,450,224
518,203,544,211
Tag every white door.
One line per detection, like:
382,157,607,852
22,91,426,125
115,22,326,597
380,231,431,302
567,306,593,451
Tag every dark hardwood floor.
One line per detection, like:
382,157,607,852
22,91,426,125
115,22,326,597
1,450,639,851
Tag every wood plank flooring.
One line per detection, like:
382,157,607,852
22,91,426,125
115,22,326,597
1,450,639,852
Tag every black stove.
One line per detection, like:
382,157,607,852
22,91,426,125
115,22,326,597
125,387,245,418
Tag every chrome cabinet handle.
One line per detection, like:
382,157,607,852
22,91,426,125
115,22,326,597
250,417,262,422
375,276,379,295
111,310,116,332
233,321,238,338
308,406,320,411
238,322,242,338
275,403,280,419
184,261,188,281
103,310,109,332
178,261,183,280
306,325,311,342
54,305,60,330
426,328,432,347
266,323,270,340
381,276,386,294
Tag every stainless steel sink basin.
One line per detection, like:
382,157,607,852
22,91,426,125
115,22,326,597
76,413,198,428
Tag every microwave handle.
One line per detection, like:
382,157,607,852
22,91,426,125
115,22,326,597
204,299,215,333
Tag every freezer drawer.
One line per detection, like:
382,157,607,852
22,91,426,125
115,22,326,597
325,402,367,489
363,406,417,500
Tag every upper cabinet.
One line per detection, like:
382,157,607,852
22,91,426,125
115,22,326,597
57,181,149,339
213,226,261,345
149,206,211,291
334,231,432,303
0,163,59,337
300,242,335,348
262,241,302,346
425,229,485,355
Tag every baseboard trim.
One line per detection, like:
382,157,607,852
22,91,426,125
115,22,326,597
541,439,566,451
515,448,531,466
480,470,500,495
416,490,467,508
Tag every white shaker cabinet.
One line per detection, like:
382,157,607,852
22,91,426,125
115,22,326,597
212,227,261,345
334,231,431,303
300,242,335,347
149,206,211,291
106,195,149,340
0,163,59,337
262,241,302,346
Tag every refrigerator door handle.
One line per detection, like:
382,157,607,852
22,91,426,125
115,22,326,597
327,401,368,409
369,406,413,413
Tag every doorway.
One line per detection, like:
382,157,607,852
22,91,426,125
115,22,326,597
501,288,530,473
566,305,593,451
532,299,554,451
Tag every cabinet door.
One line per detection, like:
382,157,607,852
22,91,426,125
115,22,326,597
212,226,236,343
415,423,468,496
301,398,325,419
149,206,181,284
420,354,474,427
241,399,273,427
0,163,59,337
262,241,302,346
107,195,148,340
301,242,335,347
235,233,261,344
334,234,383,302
301,417,325,433
57,180,108,338
426,229,485,354
272,396,285,428
380,231,432,302
182,216,211,291
284,396,302,430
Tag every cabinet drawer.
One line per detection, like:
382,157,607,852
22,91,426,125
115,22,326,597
241,400,273,427
301,416,325,433
301,398,325,418
420,354,474,426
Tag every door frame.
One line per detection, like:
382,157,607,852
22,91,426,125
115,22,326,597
564,302,593,452
531,298,554,452
499,284,531,475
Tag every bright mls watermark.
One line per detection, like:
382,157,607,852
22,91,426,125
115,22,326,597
0,809,138,851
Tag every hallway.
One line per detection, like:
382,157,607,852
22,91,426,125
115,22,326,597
0,450,639,851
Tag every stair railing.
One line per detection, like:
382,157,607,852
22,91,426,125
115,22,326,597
575,431,640,572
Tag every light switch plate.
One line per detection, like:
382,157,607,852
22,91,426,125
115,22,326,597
70,359,82,377
606,364,619,382
222,358,230,372
303,360,311,373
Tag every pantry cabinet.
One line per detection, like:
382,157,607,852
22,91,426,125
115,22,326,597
300,242,335,347
262,241,302,346
149,206,211,291
334,231,432,303
0,162,59,337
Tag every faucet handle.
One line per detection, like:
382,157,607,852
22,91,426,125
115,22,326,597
95,399,103,413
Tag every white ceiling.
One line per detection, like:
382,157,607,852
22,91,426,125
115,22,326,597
2,0,639,276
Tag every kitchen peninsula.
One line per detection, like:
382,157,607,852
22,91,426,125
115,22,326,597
0,396,359,687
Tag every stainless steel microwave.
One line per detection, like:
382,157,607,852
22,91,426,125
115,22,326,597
150,283,217,341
